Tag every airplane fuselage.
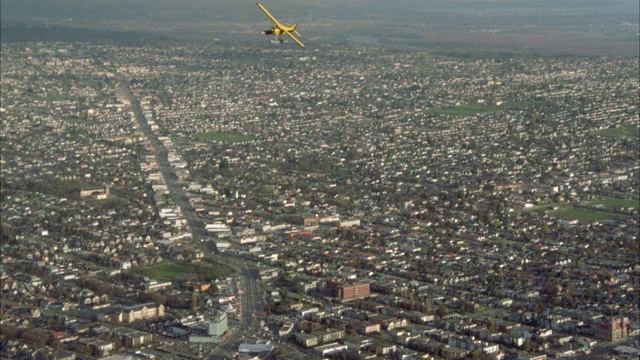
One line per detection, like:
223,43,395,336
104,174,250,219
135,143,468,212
263,25,295,36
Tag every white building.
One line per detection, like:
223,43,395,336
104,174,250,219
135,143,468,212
208,311,227,337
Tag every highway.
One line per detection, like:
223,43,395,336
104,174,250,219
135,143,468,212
117,74,266,358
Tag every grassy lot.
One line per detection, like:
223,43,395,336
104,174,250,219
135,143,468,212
35,94,72,102
429,101,537,116
594,126,638,138
594,197,640,210
134,261,235,282
195,131,253,143
85,196,130,210
551,208,613,223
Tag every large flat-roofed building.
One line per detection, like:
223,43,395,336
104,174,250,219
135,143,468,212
239,340,274,354
111,327,154,348
144,279,172,291
325,280,370,300
313,342,348,356
288,214,320,226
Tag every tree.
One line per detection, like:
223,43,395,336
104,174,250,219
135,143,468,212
20,328,48,348
436,304,448,317
191,291,203,310
421,299,432,314
264,302,276,317
138,291,167,305
0,223,16,244
0,324,20,340
208,284,219,296
524,339,541,352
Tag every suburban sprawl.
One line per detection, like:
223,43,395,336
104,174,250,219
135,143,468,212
1,41,639,360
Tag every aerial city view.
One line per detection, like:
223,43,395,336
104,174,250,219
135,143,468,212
0,1,638,359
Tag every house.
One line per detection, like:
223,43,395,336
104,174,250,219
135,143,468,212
372,341,397,356
352,320,381,335
380,317,408,331
279,321,294,336
344,335,374,350
68,321,92,335
259,268,279,281
440,345,469,359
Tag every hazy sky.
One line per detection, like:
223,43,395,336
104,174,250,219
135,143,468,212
2,1,638,54
3,0,638,28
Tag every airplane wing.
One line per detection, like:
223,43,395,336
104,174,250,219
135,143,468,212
257,3,286,29
282,29,305,48
285,22,302,38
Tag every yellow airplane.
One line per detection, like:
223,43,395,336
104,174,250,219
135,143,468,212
257,2,305,48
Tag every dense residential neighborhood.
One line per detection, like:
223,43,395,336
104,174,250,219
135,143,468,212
1,39,638,360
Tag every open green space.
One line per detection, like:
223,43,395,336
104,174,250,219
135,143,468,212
134,261,235,282
594,126,638,139
429,101,537,116
85,195,130,209
551,208,613,223
195,131,253,143
35,94,72,102
1,178,92,199
594,197,640,210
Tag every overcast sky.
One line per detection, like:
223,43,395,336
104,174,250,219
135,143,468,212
2,0,638,29
2,0,638,55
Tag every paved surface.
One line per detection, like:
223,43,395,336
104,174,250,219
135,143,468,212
118,74,266,359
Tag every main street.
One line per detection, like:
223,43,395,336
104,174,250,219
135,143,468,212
117,74,266,358
116,74,209,242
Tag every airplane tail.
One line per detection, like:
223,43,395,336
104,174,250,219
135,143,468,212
286,22,302,37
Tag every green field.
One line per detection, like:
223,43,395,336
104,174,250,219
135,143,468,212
134,261,235,282
594,126,638,138
594,197,640,210
195,131,253,143
35,94,71,102
429,101,536,116
551,208,613,223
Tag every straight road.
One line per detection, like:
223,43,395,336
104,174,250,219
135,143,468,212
118,74,266,358
116,74,209,242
